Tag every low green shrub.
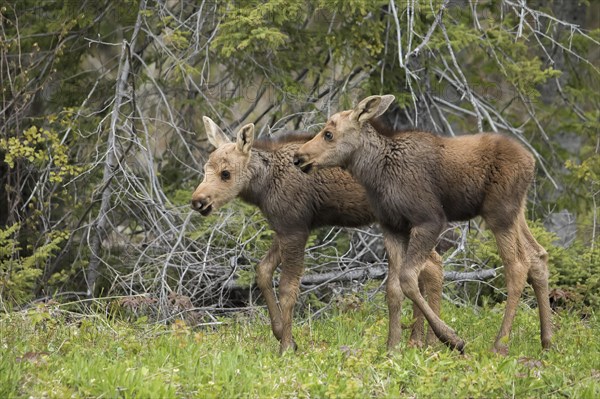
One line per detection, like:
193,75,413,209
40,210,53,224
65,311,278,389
446,220,599,312
0,223,68,307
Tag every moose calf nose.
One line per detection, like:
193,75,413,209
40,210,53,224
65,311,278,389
191,194,208,210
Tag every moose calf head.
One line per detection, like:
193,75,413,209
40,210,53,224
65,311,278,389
293,94,395,172
191,117,255,216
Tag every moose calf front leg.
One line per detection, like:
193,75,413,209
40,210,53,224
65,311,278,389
255,238,283,341
400,226,465,352
277,232,308,354
383,235,406,351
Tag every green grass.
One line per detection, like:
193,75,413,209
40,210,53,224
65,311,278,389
1,296,599,398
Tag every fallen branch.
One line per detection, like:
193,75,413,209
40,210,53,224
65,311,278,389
224,265,497,291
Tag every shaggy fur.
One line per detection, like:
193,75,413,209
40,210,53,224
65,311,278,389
294,95,552,354
191,117,443,354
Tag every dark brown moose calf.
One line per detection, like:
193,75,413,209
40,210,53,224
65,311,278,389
294,95,552,355
191,117,444,354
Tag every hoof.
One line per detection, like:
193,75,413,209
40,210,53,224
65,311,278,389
452,339,465,354
279,339,298,355
408,339,424,349
542,337,552,351
386,341,402,354
492,345,509,356
438,331,465,353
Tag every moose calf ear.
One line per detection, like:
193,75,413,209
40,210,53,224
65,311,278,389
203,116,232,148
351,94,396,122
377,94,395,115
236,123,255,154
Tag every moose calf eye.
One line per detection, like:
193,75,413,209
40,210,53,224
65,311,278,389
220,170,231,180
324,131,334,141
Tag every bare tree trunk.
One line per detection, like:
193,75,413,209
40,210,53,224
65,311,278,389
86,2,145,297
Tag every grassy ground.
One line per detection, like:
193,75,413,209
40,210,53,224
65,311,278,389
1,294,598,398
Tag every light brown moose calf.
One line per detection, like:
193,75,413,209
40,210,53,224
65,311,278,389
191,116,444,354
294,95,552,355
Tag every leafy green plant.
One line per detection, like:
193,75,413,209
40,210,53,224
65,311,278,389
0,125,83,184
0,223,67,306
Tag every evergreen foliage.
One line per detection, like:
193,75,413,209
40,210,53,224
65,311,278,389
0,1,597,317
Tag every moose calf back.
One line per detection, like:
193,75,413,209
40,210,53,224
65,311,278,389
436,133,535,229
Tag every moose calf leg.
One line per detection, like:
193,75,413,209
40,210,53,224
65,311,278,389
409,251,443,347
255,239,283,341
398,227,465,352
519,217,552,350
408,279,426,347
277,232,308,354
384,235,405,351
528,259,552,350
492,226,528,355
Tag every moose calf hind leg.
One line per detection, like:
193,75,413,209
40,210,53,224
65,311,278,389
521,225,552,349
492,228,529,355
409,252,443,347
424,252,444,346
408,280,426,348
528,265,553,350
